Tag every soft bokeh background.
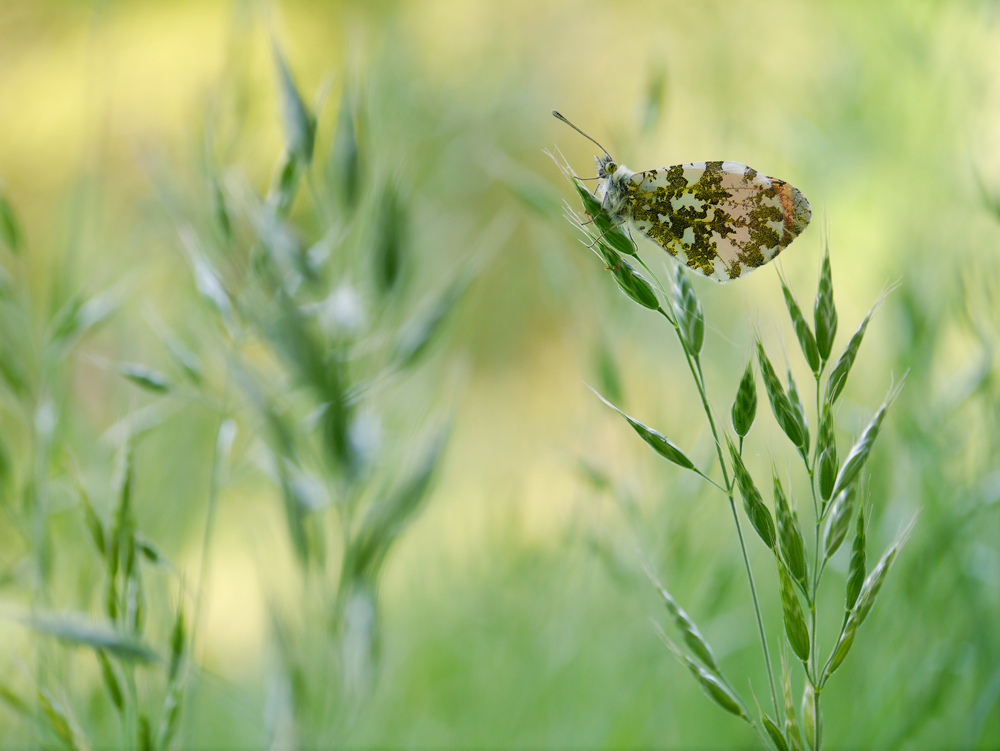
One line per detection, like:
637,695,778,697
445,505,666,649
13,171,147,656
1,0,998,748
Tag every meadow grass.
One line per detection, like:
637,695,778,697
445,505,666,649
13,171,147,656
0,3,998,748
555,154,926,748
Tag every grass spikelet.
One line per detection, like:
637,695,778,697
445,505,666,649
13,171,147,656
801,681,821,750
179,228,237,336
813,244,837,361
168,603,186,685
209,172,232,244
828,377,905,503
672,265,704,356
96,649,123,712
570,179,636,257
845,506,867,615
76,483,106,557
727,437,776,550
156,684,182,751
773,471,808,591
392,274,469,369
822,483,858,561
591,386,697,472
732,359,757,437
605,251,659,310
328,84,362,212
825,285,893,404
752,689,791,751
781,653,804,751
763,713,791,751
824,516,916,681
373,181,406,295
643,561,720,674
777,562,810,663
756,340,805,454
653,622,751,723
852,516,915,627
785,364,810,456
780,273,820,374
273,45,315,165
18,612,159,663
38,688,87,751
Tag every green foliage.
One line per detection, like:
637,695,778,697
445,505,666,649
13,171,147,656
1,3,997,749
565,154,919,746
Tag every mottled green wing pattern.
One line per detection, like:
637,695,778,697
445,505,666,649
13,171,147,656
626,161,811,282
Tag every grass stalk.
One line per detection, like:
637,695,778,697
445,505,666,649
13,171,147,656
657,305,780,721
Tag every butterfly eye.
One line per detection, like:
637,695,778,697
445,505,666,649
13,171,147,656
604,161,617,175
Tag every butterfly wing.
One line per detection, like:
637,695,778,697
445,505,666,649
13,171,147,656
626,161,811,282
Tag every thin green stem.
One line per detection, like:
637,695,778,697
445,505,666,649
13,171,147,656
809,371,825,749
657,305,780,721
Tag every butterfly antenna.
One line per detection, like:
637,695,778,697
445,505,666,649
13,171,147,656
552,110,612,158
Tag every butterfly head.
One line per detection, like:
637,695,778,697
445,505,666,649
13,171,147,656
596,153,619,179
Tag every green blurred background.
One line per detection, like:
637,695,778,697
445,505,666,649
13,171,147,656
1,0,998,748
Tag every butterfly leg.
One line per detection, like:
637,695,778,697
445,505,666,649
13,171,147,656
584,221,623,249
626,225,638,255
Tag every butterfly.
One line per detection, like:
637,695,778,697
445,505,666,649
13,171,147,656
553,111,811,282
